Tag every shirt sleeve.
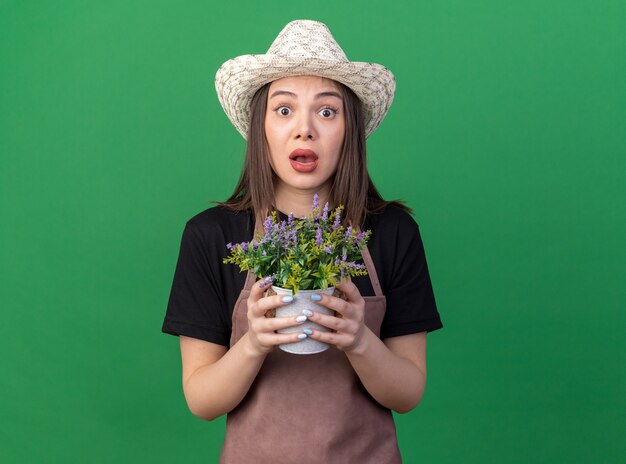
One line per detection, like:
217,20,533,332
161,222,231,346
380,212,443,339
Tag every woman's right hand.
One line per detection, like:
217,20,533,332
245,278,309,355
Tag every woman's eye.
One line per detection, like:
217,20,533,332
319,108,336,118
277,106,292,116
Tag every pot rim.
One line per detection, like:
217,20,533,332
270,285,335,294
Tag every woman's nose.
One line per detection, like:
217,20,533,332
294,113,315,140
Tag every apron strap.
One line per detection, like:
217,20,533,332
361,245,384,297
243,269,257,291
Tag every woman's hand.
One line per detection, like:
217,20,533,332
245,277,311,356
305,278,368,353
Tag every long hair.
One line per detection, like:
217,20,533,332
219,81,411,227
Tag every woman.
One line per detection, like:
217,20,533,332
162,20,443,463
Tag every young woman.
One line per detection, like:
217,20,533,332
162,20,443,463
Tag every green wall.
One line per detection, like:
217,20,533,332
1,1,624,462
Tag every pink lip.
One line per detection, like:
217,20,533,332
289,149,319,173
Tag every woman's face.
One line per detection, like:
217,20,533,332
264,75,345,201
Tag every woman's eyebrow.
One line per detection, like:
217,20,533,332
269,90,297,99
269,90,343,100
315,91,342,100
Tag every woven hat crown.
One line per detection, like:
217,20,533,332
267,20,349,61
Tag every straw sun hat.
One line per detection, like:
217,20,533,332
215,19,396,139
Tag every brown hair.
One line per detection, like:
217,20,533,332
219,81,411,227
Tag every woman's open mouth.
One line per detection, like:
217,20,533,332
289,149,319,173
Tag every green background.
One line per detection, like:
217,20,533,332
1,0,624,462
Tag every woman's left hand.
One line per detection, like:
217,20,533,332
305,278,368,353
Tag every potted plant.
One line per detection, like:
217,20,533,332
223,195,371,354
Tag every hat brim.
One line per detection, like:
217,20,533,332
215,54,396,139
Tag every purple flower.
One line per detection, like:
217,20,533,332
277,221,287,243
274,219,288,247
321,203,329,221
339,254,349,279
241,242,249,252
259,274,276,289
315,228,323,247
312,194,319,212
263,215,274,235
348,262,366,271
345,226,353,242
324,245,333,254
355,230,367,245
333,209,342,230
226,242,233,250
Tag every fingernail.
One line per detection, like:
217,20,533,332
302,309,313,317
310,294,322,301
295,315,307,322
303,329,313,335
297,333,307,340
281,296,293,303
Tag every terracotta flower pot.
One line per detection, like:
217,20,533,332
269,286,336,354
